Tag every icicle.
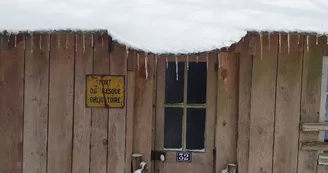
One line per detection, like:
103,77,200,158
48,33,51,52
91,34,94,48
206,53,209,70
75,34,77,52
306,35,309,52
242,37,245,42
279,33,282,54
287,33,290,54
155,55,158,66
268,32,271,50
30,33,34,53
165,57,168,69
196,54,199,63
137,53,140,71
39,35,42,50
82,33,85,52
14,34,17,47
57,34,60,48
23,35,26,50
297,34,300,44
125,46,129,59
260,32,263,59
218,52,221,68
326,34,328,44
175,56,179,81
316,34,319,45
7,33,11,42
65,34,68,49
145,53,148,80
101,34,104,47
186,55,189,70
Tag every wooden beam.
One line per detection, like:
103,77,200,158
301,123,328,132
301,142,328,151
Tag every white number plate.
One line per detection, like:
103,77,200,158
176,152,192,162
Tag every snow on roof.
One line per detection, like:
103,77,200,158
1,0,328,54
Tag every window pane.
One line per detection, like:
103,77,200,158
165,62,185,103
164,107,183,149
187,62,207,104
186,108,206,150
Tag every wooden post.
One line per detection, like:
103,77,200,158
132,153,143,172
227,163,237,173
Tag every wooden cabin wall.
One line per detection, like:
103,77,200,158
1,31,328,173
234,33,328,173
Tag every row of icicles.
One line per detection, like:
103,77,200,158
2,32,328,80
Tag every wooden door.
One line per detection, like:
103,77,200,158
154,55,217,173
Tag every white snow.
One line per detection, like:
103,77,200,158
1,0,328,54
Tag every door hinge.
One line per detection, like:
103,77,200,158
213,148,216,160
215,63,219,71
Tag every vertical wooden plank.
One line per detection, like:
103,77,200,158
298,35,324,173
133,52,154,169
216,52,239,172
318,165,328,173
273,34,303,173
0,33,24,173
48,33,75,173
90,33,109,173
72,33,93,173
125,50,136,173
248,33,278,173
237,36,253,173
107,42,127,173
23,33,49,173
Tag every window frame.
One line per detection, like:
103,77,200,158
319,56,328,142
163,59,208,152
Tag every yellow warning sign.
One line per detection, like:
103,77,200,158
86,75,125,108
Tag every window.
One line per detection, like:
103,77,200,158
163,61,207,152
320,56,328,143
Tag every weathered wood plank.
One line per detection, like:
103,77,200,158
0,33,25,173
301,123,328,132
300,141,328,150
107,42,127,173
125,50,136,173
23,33,49,173
248,33,278,173
133,52,155,169
237,35,253,173
72,33,93,173
47,33,75,173
298,34,324,173
216,52,239,172
90,33,110,173
273,34,303,173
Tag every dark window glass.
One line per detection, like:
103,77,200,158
164,107,183,149
187,62,207,104
165,62,185,103
186,108,206,150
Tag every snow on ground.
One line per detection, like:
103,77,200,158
1,0,328,54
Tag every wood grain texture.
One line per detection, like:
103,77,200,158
72,33,93,173
125,50,136,173
237,44,253,173
90,33,110,173
273,34,303,173
0,33,25,173
248,33,278,173
108,42,127,173
47,33,75,173
216,52,239,172
297,35,324,173
133,52,155,170
318,165,328,173
23,34,49,173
